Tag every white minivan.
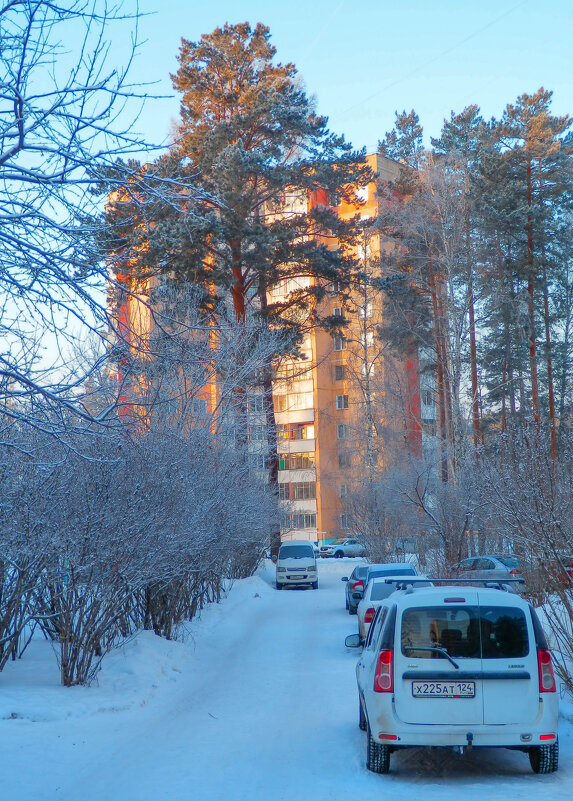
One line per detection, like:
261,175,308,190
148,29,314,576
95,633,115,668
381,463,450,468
276,540,318,590
346,584,559,774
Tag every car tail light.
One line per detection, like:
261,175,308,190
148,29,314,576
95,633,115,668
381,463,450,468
364,607,375,624
352,580,364,590
510,569,522,575
537,649,556,692
374,649,393,693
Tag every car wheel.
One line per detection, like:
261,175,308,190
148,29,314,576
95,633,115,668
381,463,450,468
334,551,343,558
529,739,559,773
276,582,283,590
312,580,318,590
366,726,390,774
345,597,349,609
359,698,367,731
348,606,354,615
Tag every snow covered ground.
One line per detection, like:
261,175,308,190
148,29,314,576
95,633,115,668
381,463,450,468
1,558,572,801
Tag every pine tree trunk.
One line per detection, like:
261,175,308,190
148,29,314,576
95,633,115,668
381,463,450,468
538,165,557,459
466,210,481,449
258,281,281,558
526,159,540,424
427,254,449,483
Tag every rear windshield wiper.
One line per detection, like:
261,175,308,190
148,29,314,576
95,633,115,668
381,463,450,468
404,645,460,670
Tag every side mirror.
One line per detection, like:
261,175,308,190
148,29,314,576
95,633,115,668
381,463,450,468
271,555,277,563
345,633,362,648
341,576,349,582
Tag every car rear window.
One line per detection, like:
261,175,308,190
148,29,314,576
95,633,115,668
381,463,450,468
400,605,529,659
279,545,314,559
496,555,520,569
368,566,416,580
370,579,431,601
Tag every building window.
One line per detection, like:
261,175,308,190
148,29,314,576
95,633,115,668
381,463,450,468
291,482,316,500
247,395,264,413
334,364,345,381
331,280,341,294
333,335,346,352
340,513,351,530
279,483,290,501
248,425,267,442
274,392,313,412
359,302,373,319
279,452,316,470
360,331,374,347
250,453,270,470
292,423,315,441
192,398,207,417
285,513,317,529
422,389,434,406
333,306,343,317
336,394,349,410
338,452,351,468
339,484,348,499
361,362,375,377
337,423,349,440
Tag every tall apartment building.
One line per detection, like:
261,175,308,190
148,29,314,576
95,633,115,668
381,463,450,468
108,154,429,546
272,154,425,545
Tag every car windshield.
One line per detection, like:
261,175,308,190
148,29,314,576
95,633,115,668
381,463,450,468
400,605,529,659
279,545,313,559
496,555,520,569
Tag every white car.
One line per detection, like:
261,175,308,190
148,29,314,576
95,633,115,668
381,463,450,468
346,584,559,775
275,540,318,589
319,537,366,558
356,576,432,641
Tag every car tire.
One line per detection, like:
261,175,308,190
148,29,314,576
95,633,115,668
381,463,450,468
334,551,343,558
359,698,367,731
276,582,283,590
529,739,559,773
312,580,318,590
366,726,390,774
345,597,349,609
348,606,354,615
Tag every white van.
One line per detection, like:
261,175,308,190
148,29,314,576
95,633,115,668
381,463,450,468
346,584,559,774
276,540,318,590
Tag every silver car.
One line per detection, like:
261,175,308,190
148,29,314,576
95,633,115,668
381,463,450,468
454,554,524,591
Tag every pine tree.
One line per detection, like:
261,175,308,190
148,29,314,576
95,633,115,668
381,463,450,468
432,105,486,451
107,22,372,554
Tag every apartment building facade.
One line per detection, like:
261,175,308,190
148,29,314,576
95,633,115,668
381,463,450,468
273,153,425,545
108,154,428,546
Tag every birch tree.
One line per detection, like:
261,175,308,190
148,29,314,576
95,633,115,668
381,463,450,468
0,0,155,438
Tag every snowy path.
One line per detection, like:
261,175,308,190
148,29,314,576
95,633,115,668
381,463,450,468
0,559,572,800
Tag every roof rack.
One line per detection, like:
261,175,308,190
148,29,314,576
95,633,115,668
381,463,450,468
385,577,525,592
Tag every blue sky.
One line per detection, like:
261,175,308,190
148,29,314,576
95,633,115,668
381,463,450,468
133,0,572,154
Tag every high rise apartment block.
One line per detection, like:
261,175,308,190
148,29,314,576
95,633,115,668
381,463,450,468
271,154,427,545
109,154,432,547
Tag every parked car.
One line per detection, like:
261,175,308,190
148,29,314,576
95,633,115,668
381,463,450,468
356,576,432,641
319,537,366,558
345,584,558,775
346,563,418,611
275,540,318,590
342,564,371,614
453,554,524,591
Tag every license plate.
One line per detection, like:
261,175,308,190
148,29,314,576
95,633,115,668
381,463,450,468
412,681,475,698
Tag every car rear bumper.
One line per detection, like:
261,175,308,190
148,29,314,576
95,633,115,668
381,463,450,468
369,727,557,748
365,696,558,747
